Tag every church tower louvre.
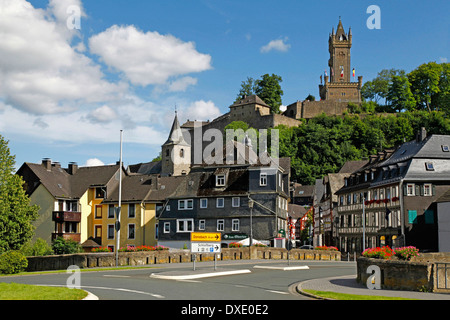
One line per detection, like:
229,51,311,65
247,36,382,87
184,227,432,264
161,112,191,177
319,18,362,103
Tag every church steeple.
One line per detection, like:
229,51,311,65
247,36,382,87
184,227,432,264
161,112,191,177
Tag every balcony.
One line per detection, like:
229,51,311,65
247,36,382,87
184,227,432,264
51,232,81,243
52,211,81,222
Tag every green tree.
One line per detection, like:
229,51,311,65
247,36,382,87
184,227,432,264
0,135,39,254
361,69,405,104
235,77,257,101
408,62,444,111
386,75,416,112
254,74,284,114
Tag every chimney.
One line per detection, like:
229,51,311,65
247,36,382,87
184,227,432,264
417,127,427,142
68,162,78,175
42,158,52,171
52,161,61,169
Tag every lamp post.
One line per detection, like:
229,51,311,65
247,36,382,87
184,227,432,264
115,130,123,267
248,198,254,247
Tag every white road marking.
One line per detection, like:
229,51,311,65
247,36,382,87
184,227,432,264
103,275,130,278
36,284,165,299
266,290,290,295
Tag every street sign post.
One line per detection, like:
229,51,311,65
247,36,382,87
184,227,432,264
190,232,222,271
191,232,221,242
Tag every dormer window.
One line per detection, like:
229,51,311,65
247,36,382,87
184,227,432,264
442,145,449,152
216,174,226,187
425,162,435,171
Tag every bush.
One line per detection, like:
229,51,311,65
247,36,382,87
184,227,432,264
92,247,112,253
52,237,82,255
314,246,338,251
0,251,28,274
21,238,54,256
229,242,243,248
394,246,419,261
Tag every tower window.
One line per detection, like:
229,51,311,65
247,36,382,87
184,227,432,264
180,148,184,158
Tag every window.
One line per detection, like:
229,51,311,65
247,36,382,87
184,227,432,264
166,205,170,211
442,145,449,152
216,198,224,208
424,210,434,224
407,184,415,196
217,219,224,231
128,204,135,218
180,148,184,158
199,220,205,230
95,225,102,239
200,198,208,209
108,205,115,218
163,222,170,233
216,175,226,187
95,205,102,219
107,225,114,239
177,219,194,232
425,162,435,171
423,184,432,196
95,187,105,199
260,173,267,186
232,197,240,207
408,210,418,224
178,199,194,210
128,224,135,239
232,219,240,232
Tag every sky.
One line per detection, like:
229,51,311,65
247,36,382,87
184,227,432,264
1,0,449,171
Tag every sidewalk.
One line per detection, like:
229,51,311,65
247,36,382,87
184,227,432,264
297,275,450,300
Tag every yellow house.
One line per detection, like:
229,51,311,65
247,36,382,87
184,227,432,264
17,159,121,249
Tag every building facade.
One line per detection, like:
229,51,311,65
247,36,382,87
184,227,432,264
336,129,450,253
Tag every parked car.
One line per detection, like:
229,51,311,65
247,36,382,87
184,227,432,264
299,245,313,250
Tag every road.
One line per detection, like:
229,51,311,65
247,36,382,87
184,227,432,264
0,259,356,301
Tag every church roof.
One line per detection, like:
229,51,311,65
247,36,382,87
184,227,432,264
163,112,190,147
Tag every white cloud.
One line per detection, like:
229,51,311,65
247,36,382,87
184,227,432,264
0,0,125,115
260,37,291,53
183,100,222,122
87,105,118,123
89,25,212,86
168,76,198,92
83,158,105,167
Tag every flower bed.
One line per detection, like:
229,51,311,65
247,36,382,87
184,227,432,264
228,242,243,248
362,246,419,261
92,247,112,253
314,246,338,251
119,245,168,252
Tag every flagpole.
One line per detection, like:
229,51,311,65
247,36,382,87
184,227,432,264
115,130,123,267
362,196,366,252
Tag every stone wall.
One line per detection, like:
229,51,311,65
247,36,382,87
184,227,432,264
26,248,341,272
357,256,450,293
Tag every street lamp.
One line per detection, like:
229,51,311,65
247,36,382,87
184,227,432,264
248,198,254,247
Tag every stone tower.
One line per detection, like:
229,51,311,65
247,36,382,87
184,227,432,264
161,112,191,177
319,18,362,103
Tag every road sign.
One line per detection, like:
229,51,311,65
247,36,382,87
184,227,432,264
191,232,221,242
191,242,221,254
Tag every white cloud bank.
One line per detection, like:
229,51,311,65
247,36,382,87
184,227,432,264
260,37,291,53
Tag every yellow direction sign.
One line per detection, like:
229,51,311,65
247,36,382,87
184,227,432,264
191,232,221,242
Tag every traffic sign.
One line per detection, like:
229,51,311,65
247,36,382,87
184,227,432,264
191,242,221,254
191,232,221,242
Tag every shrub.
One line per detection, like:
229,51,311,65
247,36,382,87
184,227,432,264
52,237,82,255
314,246,338,251
229,242,243,248
0,251,28,274
21,238,54,256
394,246,419,261
362,246,394,260
92,247,112,253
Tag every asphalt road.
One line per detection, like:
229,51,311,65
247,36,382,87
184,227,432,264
0,259,356,301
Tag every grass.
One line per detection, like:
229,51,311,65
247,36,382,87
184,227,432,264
0,283,88,300
303,289,418,300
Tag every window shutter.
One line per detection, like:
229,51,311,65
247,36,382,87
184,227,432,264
403,184,408,196
432,185,436,196
415,185,420,196
420,185,424,196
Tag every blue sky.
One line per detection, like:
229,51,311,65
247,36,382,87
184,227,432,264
1,0,448,170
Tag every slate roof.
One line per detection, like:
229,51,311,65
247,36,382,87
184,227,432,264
229,95,270,108
17,161,120,199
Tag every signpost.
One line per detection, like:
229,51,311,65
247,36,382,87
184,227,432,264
190,232,222,271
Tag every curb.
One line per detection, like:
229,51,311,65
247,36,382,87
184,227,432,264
150,269,252,280
82,290,99,300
